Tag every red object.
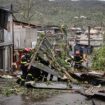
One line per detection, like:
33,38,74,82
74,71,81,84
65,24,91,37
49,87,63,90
24,48,31,52
75,50,80,55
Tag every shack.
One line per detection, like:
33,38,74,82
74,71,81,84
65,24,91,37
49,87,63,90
0,8,13,71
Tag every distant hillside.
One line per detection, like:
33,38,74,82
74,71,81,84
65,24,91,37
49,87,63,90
0,0,105,26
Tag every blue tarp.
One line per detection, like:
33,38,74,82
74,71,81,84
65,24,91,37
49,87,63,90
74,44,93,55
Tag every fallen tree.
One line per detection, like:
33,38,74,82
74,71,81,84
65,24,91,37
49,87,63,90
27,34,77,83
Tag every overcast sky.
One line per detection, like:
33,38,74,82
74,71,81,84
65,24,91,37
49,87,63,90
99,0,105,1
49,0,105,1
72,0,105,1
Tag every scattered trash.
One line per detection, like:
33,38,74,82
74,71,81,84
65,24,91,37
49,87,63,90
1,75,13,79
70,72,105,85
78,85,105,101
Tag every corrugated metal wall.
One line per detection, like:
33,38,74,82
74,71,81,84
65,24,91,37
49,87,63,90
14,26,37,49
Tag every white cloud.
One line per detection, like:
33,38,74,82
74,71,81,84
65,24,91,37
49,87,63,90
49,0,56,1
71,0,79,1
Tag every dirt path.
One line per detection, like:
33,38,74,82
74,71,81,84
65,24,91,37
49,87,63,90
0,78,105,105
33,93,91,105
0,93,105,105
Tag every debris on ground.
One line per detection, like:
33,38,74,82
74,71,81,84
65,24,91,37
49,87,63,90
0,78,62,99
27,36,75,83
0,75,13,79
16,35,77,89
77,84,105,102
70,71,105,85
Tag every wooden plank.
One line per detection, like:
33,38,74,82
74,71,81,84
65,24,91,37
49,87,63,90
28,37,46,70
0,42,13,46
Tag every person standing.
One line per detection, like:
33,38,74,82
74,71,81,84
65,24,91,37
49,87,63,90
16,52,30,85
74,50,83,70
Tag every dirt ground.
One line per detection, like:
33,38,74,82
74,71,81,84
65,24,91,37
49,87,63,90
0,78,105,105
0,93,105,105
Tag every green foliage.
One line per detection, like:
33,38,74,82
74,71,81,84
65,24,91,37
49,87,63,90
0,79,61,98
57,57,70,69
92,46,105,70
0,0,105,26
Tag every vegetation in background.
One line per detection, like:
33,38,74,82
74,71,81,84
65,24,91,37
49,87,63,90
92,46,105,70
0,0,105,26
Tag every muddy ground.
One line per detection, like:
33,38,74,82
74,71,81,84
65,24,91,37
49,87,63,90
0,92,105,105
0,78,105,105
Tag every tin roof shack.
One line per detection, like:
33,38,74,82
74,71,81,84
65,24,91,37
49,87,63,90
0,8,13,71
70,27,84,35
45,25,61,35
77,28,103,47
13,20,38,49
44,25,63,44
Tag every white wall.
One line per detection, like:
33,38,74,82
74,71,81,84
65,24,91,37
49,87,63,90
14,25,37,49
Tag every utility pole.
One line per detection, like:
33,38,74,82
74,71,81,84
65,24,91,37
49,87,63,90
86,26,91,68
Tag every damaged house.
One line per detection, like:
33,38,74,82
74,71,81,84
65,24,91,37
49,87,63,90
0,8,38,71
0,8,13,71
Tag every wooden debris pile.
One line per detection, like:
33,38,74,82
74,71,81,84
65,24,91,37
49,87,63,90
27,35,76,84
79,86,105,101
70,71,105,85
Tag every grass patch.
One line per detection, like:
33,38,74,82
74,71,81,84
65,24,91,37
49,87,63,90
0,78,61,100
